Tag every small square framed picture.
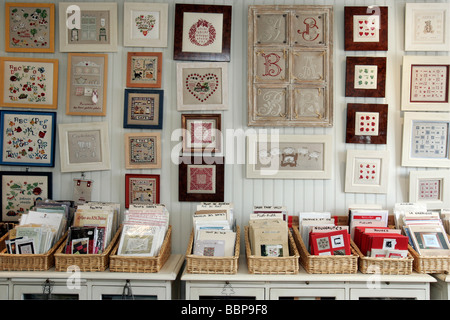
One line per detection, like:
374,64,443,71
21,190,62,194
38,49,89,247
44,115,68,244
178,156,224,202
181,114,221,153
346,103,388,145
402,112,450,168
124,132,161,169
344,6,388,51
125,174,160,208
345,149,390,194
401,56,449,112
409,170,450,209
126,52,162,88
123,89,164,129
123,2,168,47
345,56,386,98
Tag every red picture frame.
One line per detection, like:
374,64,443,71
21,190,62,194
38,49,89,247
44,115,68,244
125,174,160,208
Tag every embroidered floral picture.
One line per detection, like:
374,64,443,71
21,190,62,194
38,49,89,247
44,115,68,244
182,13,223,53
354,65,378,89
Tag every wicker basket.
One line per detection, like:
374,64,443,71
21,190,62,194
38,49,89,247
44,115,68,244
185,225,240,274
245,226,299,274
0,232,67,271
109,225,172,273
409,244,450,274
292,227,358,274
350,240,413,275
54,225,122,272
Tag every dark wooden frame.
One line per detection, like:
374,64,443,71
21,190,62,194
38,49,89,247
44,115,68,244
178,156,224,202
345,56,386,98
346,103,388,144
173,4,232,62
125,173,160,208
344,6,388,51
181,114,222,153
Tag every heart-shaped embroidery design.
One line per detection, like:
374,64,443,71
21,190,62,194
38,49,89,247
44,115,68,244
185,73,219,102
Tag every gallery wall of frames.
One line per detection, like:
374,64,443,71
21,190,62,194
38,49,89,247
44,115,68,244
0,0,449,254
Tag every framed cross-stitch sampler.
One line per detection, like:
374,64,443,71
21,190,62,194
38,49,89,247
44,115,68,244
125,174,160,208
402,112,450,168
123,88,164,129
345,56,386,98
124,132,161,169
0,57,58,109
346,103,388,145
178,156,224,202
5,2,55,53
59,2,118,52
126,52,162,88
181,114,221,153
173,4,232,61
123,2,168,47
1,171,52,222
409,170,450,210
0,110,57,167
401,56,449,112
344,6,388,51
247,5,334,127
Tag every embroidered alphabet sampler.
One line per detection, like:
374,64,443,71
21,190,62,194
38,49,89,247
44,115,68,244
248,5,333,127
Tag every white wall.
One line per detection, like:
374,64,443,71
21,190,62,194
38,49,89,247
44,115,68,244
1,0,449,254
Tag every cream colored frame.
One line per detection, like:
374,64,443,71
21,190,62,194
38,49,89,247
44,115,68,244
409,170,450,210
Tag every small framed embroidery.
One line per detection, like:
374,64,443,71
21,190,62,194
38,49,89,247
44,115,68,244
345,103,388,145
125,174,160,208
126,52,162,88
181,114,221,153
123,88,164,129
345,56,386,98
124,132,161,169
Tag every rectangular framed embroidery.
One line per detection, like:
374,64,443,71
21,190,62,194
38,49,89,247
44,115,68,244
0,57,58,109
345,103,388,145
401,56,450,112
59,2,118,52
124,132,161,169
123,88,164,129
345,56,386,98
409,170,450,210
5,2,55,53
126,52,162,88
402,112,450,168
173,4,232,62
125,174,160,208
0,110,56,167
1,171,52,222
178,156,224,202
246,134,332,179
181,114,221,153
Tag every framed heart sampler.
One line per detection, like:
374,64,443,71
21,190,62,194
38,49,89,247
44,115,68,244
176,62,228,111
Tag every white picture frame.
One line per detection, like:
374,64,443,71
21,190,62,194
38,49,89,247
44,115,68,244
345,149,389,194
176,62,229,111
409,170,450,209
58,122,111,173
59,2,118,52
401,56,450,112
123,3,168,47
405,3,450,51
402,112,450,168
246,134,332,179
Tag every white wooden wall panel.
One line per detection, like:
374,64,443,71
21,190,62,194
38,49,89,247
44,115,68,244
0,0,448,254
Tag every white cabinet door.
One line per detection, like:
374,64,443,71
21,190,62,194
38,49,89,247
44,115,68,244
270,288,346,300
91,284,167,300
349,288,428,300
13,282,88,300
188,286,265,300
0,284,9,300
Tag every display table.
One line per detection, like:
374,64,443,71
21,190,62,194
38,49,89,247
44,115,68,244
181,257,436,300
0,254,184,300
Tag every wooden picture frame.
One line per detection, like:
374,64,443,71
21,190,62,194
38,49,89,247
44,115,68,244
179,156,224,202
409,170,450,210
5,2,55,53
126,52,162,88
176,62,228,111
405,3,450,51
1,171,52,222
125,174,160,208
345,103,388,145
246,134,332,179
0,57,58,109
66,53,108,116
182,114,221,153
123,2,168,47
345,56,386,97
123,88,164,129
124,132,161,169
402,112,450,168
401,56,450,112
247,5,334,127
345,149,390,194
344,6,388,51
0,110,57,167
59,2,118,52
173,4,232,62
58,121,111,173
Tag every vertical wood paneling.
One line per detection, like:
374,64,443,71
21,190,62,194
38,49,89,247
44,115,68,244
0,0,448,254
